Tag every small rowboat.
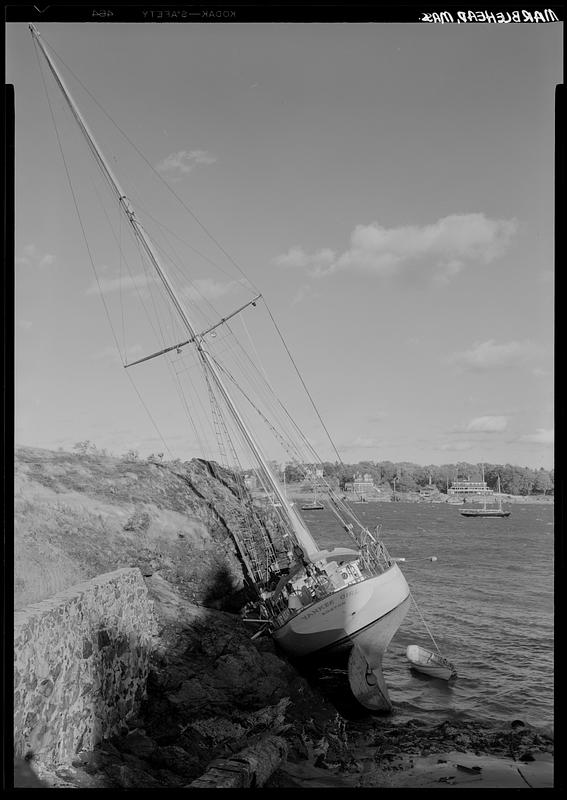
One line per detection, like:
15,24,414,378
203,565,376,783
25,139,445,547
406,644,457,681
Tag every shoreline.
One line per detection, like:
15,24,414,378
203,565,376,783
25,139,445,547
266,717,554,789
271,750,554,789
254,487,554,506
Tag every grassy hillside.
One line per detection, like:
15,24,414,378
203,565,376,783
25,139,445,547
13,446,278,612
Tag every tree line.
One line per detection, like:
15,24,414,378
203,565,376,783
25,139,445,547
69,443,553,497
282,460,554,496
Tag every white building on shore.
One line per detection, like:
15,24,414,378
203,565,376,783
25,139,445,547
448,479,492,496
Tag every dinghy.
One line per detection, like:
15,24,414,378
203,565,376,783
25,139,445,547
406,644,457,681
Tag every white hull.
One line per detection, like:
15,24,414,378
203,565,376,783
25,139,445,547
273,564,410,710
406,644,457,681
272,564,410,658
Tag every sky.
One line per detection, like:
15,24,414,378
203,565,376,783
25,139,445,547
7,17,560,470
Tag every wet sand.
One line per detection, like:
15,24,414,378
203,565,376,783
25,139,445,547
271,749,553,789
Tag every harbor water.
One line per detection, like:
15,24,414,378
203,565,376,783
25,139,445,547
301,500,554,732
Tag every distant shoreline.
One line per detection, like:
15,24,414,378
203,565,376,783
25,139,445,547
253,486,554,506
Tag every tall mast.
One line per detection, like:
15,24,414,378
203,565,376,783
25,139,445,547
30,24,319,558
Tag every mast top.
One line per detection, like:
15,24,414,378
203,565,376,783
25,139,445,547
29,20,321,561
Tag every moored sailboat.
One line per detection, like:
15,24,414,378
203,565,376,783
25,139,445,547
301,483,325,511
460,472,511,518
28,24,416,711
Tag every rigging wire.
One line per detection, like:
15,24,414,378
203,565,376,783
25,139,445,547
203,315,321,471
32,38,125,374
209,355,308,467
125,185,245,286
119,194,126,357
262,298,346,469
407,593,443,655
31,29,451,654
170,354,211,459
88,144,209,461
90,177,167,363
129,216,229,332
35,37,203,464
196,314,378,543
41,46,374,550
122,371,176,461
35,30,261,296
206,354,373,540
36,29,348,481
36,34,393,542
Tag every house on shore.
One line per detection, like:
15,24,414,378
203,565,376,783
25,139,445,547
448,478,492,496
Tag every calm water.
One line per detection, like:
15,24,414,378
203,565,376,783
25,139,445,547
301,500,554,732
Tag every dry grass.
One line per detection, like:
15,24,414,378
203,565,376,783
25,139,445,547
13,446,243,610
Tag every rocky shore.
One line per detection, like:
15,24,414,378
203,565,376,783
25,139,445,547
16,572,554,789
13,447,554,789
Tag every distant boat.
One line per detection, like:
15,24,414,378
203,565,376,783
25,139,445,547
301,485,325,511
460,473,511,518
406,644,457,681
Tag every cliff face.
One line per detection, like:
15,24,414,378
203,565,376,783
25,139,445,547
14,446,285,612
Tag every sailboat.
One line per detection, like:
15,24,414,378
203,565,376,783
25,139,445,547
460,471,511,518
301,483,325,511
28,25,413,711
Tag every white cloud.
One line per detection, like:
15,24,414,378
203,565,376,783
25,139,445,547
274,247,335,272
156,149,217,178
448,339,541,371
86,273,153,295
465,415,508,433
17,244,56,268
432,259,465,284
519,428,554,444
274,213,517,280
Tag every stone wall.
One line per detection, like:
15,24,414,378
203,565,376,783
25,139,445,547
14,568,157,765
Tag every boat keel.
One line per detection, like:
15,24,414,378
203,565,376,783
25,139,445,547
347,643,392,711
